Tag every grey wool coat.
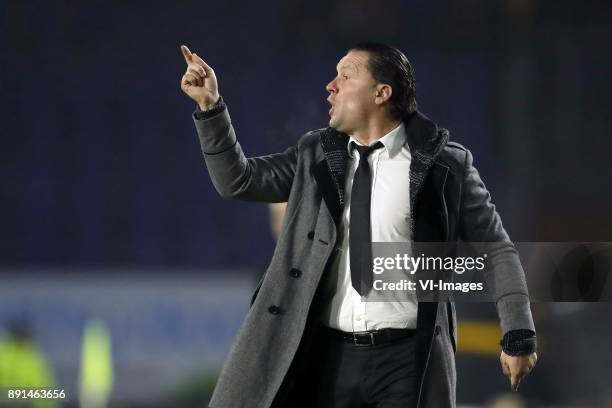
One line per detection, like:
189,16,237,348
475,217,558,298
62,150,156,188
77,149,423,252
193,106,535,408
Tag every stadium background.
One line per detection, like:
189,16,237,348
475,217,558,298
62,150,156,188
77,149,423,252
1,0,611,406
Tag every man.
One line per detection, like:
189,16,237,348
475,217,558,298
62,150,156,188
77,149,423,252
180,42,537,408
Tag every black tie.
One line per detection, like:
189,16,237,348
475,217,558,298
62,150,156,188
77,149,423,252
349,141,384,296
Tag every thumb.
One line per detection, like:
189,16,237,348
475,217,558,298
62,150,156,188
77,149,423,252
501,358,510,378
192,52,213,72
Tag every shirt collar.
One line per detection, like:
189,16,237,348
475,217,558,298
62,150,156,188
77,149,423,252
346,122,407,159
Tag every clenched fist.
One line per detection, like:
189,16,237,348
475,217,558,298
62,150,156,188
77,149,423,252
180,44,220,111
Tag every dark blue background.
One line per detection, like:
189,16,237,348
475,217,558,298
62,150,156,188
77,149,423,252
2,0,611,268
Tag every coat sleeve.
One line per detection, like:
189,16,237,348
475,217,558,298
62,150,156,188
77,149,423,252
192,106,297,203
458,149,535,335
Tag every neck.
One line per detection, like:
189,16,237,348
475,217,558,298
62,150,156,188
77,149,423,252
350,117,401,146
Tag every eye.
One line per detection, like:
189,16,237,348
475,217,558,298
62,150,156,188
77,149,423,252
342,74,349,80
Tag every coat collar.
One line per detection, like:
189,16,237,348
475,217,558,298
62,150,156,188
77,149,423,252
316,110,449,231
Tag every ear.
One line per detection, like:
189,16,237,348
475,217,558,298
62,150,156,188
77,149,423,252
374,84,393,105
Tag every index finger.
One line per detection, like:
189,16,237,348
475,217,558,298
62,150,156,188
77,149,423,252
180,44,193,64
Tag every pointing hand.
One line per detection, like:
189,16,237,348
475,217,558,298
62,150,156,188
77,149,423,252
180,44,220,110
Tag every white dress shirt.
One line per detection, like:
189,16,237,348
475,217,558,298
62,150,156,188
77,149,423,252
320,122,418,332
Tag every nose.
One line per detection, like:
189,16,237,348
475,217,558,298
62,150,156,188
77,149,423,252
326,77,338,94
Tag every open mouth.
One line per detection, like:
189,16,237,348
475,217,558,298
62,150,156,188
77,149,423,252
327,97,334,116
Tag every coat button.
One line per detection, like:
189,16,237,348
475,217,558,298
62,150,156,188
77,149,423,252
289,268,302,278
268,305,281,315
435,325,442,335
307,231,315,240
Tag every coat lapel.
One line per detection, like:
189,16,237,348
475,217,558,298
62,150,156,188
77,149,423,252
315,127,349,225
313,159,342,226
431,162,450,241
404,111,450,238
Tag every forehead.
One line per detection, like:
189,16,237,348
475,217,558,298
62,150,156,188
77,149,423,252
336,50,371,72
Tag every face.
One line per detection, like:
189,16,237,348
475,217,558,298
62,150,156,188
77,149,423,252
325,50,379,134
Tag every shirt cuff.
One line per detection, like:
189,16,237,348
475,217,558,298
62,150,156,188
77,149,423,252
193,96,226,120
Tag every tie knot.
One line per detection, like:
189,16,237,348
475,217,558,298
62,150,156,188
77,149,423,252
352,141,384,159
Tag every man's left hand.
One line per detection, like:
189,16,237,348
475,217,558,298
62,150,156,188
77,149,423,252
500,351,537,391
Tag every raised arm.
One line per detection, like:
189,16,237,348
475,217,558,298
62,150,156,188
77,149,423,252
180,45,297,202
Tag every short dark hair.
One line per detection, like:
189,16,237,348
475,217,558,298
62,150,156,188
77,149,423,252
349,42,417,120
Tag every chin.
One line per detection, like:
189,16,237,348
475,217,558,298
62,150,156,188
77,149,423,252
329,117,343,132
